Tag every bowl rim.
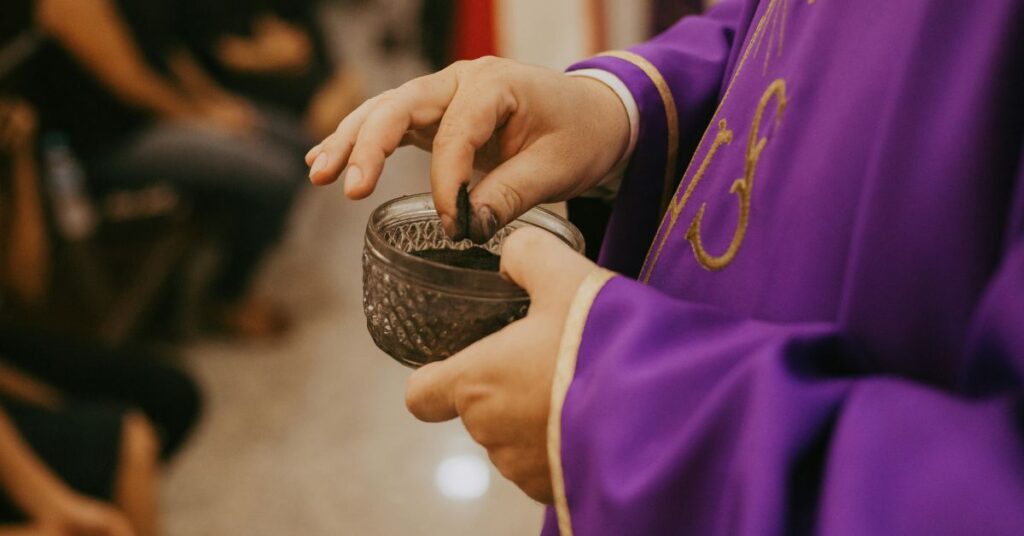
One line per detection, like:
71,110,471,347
365,193,585,299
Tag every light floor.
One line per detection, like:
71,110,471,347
161,4,544,534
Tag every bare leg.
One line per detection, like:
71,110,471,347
1,102,50,308
212,294,292,338
113,412,160,536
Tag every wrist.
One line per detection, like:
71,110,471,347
562,75,633,195
567,71,637,172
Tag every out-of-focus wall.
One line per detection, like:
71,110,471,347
489,0,713,70
604,0,651,50
495,0,591,69
495,0,651,70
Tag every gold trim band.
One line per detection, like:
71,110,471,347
547,268,616,536
597,51,680,217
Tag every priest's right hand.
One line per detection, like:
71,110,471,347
305,56,630,243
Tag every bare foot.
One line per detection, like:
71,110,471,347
210,296,292,338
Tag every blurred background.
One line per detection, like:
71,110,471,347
0,0,705,534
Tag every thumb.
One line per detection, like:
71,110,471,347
499,227,596,307
405,355,469,422
466,140,576,244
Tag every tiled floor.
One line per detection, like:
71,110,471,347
161,4,544,534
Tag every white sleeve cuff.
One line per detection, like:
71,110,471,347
565,68,639,198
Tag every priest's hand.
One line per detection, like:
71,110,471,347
306,57,629,243
404,227,598,502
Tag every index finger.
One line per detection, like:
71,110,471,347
307,70,458,192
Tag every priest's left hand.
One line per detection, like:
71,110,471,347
404,227,598,503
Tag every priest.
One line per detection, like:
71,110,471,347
307,0,1024,533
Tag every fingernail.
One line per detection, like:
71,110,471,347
309,152,328,177
345,165,363,188
305,144,321,162
469,206,498,244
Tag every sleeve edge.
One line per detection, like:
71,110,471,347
546,268,617,536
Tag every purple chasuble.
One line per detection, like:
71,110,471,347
544,0,1024,534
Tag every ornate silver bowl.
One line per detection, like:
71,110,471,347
363,193,585,367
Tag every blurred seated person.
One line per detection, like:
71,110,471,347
0,101,201,536
0,402,155,536
0,333,199,536
1,99,201,460
176,0,363,138
0,328,201,466
11,0,310,336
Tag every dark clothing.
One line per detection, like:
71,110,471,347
649,0,705,35
0,0,32,45
21,44,148,157
0,0,38,92
91,110,309,299
0,324,196,524
566,198,613,262
0,396,123,523
177,0,335,114
420,0,456,71
13,0,179,157
0,327,202,459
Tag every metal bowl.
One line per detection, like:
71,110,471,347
362,193,585,368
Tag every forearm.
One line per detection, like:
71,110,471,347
167,49,229,100
35,0,195,119
6,147,50,306
0,408,73,517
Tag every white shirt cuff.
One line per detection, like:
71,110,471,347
565,68,639,198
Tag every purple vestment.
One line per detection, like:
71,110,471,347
543,0,1024,534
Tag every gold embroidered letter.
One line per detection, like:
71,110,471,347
642,120,735,282
687,79,787,270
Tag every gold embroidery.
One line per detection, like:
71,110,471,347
637,0,816,281
548,269,617,536
640,0,783,282
596,51,679,216
762,0,793,73
763,2,780,74
778,0,790,58
749,0,779,65
646,120,734,274
671,120,735,223
686,79,787,270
